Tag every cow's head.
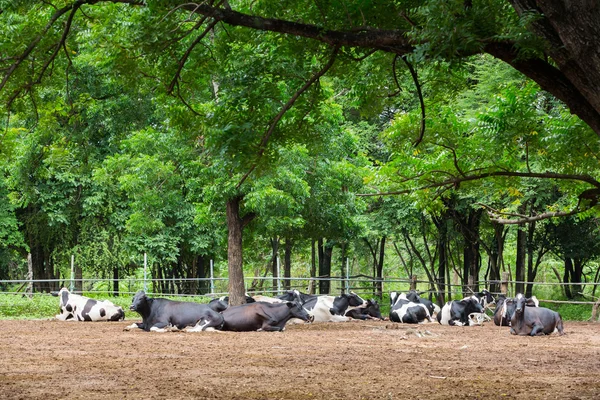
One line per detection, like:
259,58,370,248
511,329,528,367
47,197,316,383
287,301,313,323
130,290,149,312
347,292,367,307
365,299,383,320
462,296,485,314
477,290,495,309
514,293,538,316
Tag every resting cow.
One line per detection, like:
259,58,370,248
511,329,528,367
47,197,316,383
494,295,539,326
125,291,224,332
278,290,367,322
52,288,124,322
220,301,313,332
405,290,441,318
344,299,383,320
437,296,484,326
389,292,433,324
510,294,564,336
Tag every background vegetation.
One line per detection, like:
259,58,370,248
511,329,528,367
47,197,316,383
1,1,600,312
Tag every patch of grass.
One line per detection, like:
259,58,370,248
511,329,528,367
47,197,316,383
539,302,592,321
0,293,215,320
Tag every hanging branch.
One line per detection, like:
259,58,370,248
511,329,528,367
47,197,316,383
167,18,219,94
401,55,426,147
236,45,340,189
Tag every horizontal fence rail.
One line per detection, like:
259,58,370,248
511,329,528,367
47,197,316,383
1,275,599,306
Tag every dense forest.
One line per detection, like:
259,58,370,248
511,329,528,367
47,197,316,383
1,1,600,305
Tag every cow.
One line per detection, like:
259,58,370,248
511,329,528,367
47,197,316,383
405,290,441,318
471,289,496,309
494,294,539,326
389,292,433,324
125,290,224,332
510,294,564,336
276,290,367,322
306,292,368,322
208,295,255,312
220,301,313,332
52,288,124,322
437,296,484,326
344,299,383,320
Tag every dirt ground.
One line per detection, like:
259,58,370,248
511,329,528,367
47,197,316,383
0,319,599,400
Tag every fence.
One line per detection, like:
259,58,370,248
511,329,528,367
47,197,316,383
2,274,600,307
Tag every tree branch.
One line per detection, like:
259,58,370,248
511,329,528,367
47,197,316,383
401,55,426,147
236,45,340,189
357,170,600,197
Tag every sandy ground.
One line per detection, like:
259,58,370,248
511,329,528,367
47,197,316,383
0,319,599,399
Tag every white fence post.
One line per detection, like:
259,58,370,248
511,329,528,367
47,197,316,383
143,253,148,292
210,259,214,295
70,254,75,292
277,256,281,294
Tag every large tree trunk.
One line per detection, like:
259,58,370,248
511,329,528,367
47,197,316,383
318,239,333,294
226,196,248,306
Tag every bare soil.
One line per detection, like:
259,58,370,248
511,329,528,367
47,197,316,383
0,319,599,399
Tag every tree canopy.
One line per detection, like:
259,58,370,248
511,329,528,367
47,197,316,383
1,1,600,304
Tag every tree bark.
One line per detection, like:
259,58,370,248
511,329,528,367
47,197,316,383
226,196,248,306
284,238,292,290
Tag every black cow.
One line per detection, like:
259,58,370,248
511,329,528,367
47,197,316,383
125,291,224,332
510,294,564,336
494,294,539,326
344,299,383,320
389,292,433,324
437,296,484,326
208,295,255,312
220,301,313,332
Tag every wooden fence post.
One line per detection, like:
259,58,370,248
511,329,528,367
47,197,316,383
410,275,417,291
501,272,509,295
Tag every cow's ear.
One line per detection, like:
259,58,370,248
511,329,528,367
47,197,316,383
286,302,294,309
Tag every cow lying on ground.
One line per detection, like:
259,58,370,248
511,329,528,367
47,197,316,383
437,296,484,326
52,288,124,322
494,294,539,326
125,291,224,332
389,292,433,323
277,290,367,322
510,294,564,336
405,290,441,318
220,301,313,332
344,299,383,320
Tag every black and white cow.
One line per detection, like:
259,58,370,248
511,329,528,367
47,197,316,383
220,301,313,332
494,294,539,326
470,289,496,309
344,299,383,320
277,290,367,322
437,296,484,326
389,292,433,323
405,290,441,318
125,291,224,332
510,294,564,336
52,288,124,322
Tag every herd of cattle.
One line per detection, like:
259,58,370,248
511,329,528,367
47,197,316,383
51,286,564,336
